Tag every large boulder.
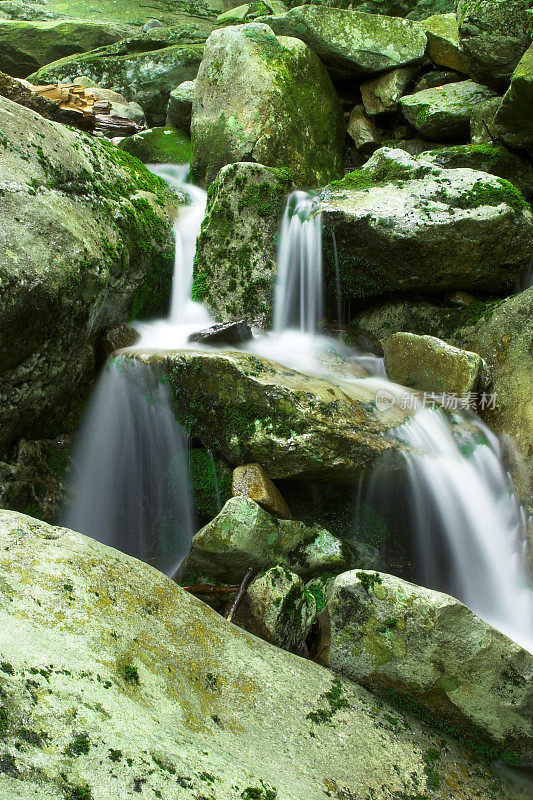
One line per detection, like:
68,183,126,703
166,79,194,133
316,570,533,760
192,161,292,327
118,127,191,164
319,147,533,304
494,43,533,151
399,80,496,140
308,0,456,19
28,24,212,124
383,332,483,395
130,349,408,481
0,18,134,76
456,0,533,90
0,510,520,800
179,496,359,584
259,7,427,78
0,96,178,455
191,23,344,186
420,12,467,73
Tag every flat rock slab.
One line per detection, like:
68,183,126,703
0,510,522,799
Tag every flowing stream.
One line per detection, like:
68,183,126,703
64,165,533,652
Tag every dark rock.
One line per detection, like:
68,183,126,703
187,320,253,345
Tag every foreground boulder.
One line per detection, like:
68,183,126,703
260,7,427,77
29,23,212,124
456,0,533,90
132,349,407,480
179,496,360,585
319,147,533,304
191,23,344,186
0,511,519,800
383,332,483,394
192,161,292,327
400,80,496,140
317,570,533,760
0,96,178,454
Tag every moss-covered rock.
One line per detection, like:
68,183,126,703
319,147,533,304
317,570,533,761
118,127,191,164
0,510,521,799
300,0,456,19
130,348,408,481
383,332,483,394
259,6,427,78
0,18,134,77
0,0,226,26
456,0,533,90
494,43,533,151
360,66,418,116
420,12,467,73
192,161,292,327
191,23,344,186
180,497,376,584
216,0,287,27
0,95,178,454
400,79,496,140
29,23,212,124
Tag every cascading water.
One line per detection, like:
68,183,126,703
273,191,323,334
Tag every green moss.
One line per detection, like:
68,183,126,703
241,783,277,799
66,733,91,756
109,748,122,762
119,127,192,165
356,571,383,594
306,677,350,724
17,728,43,746
0,706,8,734
0,663,14,675
123,665,140,684
454,177,529,212
307,583,327,613
66,784,93,800
423,749,441,790
187,448,232,519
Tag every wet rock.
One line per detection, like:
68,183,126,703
29,23,213,125
191,23,344,186
421,12,467,73
0,510,516,799
457,0,533,91
383,332,483,394
361,67,417,116
193,162,292,328
0,18,134,77
118,126,191,164
316,570,533,760
494,44,533,152
133,349,407,481
179,497,360,584
232,463,291,519
232,565,316,655
319,147,533,303
187,320,253,346
259,7,427,78
400,80,496,140
166,79,194,133
0,96,178,454
346,104,382,156
100,325,140,359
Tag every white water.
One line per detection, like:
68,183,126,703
64,163,532,652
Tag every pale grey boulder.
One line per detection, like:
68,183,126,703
191,23,344,186
361,66,418,116
316,570,533,760
166,79,194,133
400,80,496,140
0,510,520,799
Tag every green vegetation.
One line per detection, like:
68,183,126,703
66,733,91,756
356,571,383,594
123,665,140,684
306,678,350,724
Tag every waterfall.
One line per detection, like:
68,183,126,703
62,357,194,576
273,191,323,334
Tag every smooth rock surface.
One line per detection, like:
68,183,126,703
232,463,292,519
317,570,533,760
0,510,521,800
191,23,344,186
0,96,177,454
400,79,496,140
383,332,483,394
361,66,417,116
187,320,253,345
494,43,533,151
319,147,533,303
421,12,467,73
193,162,292,327
166,79,194,133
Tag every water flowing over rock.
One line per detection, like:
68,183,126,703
130,349,407,481
319,147,533,304
193,161,293,327
259,6,427,77
191,22,344,186
0,510,522,800
316,570,533,760
456,0,533,91
0,95,178,455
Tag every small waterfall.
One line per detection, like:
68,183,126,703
357,401,532,651
62,357,194,576
517,253,533,291
273,191,323,334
